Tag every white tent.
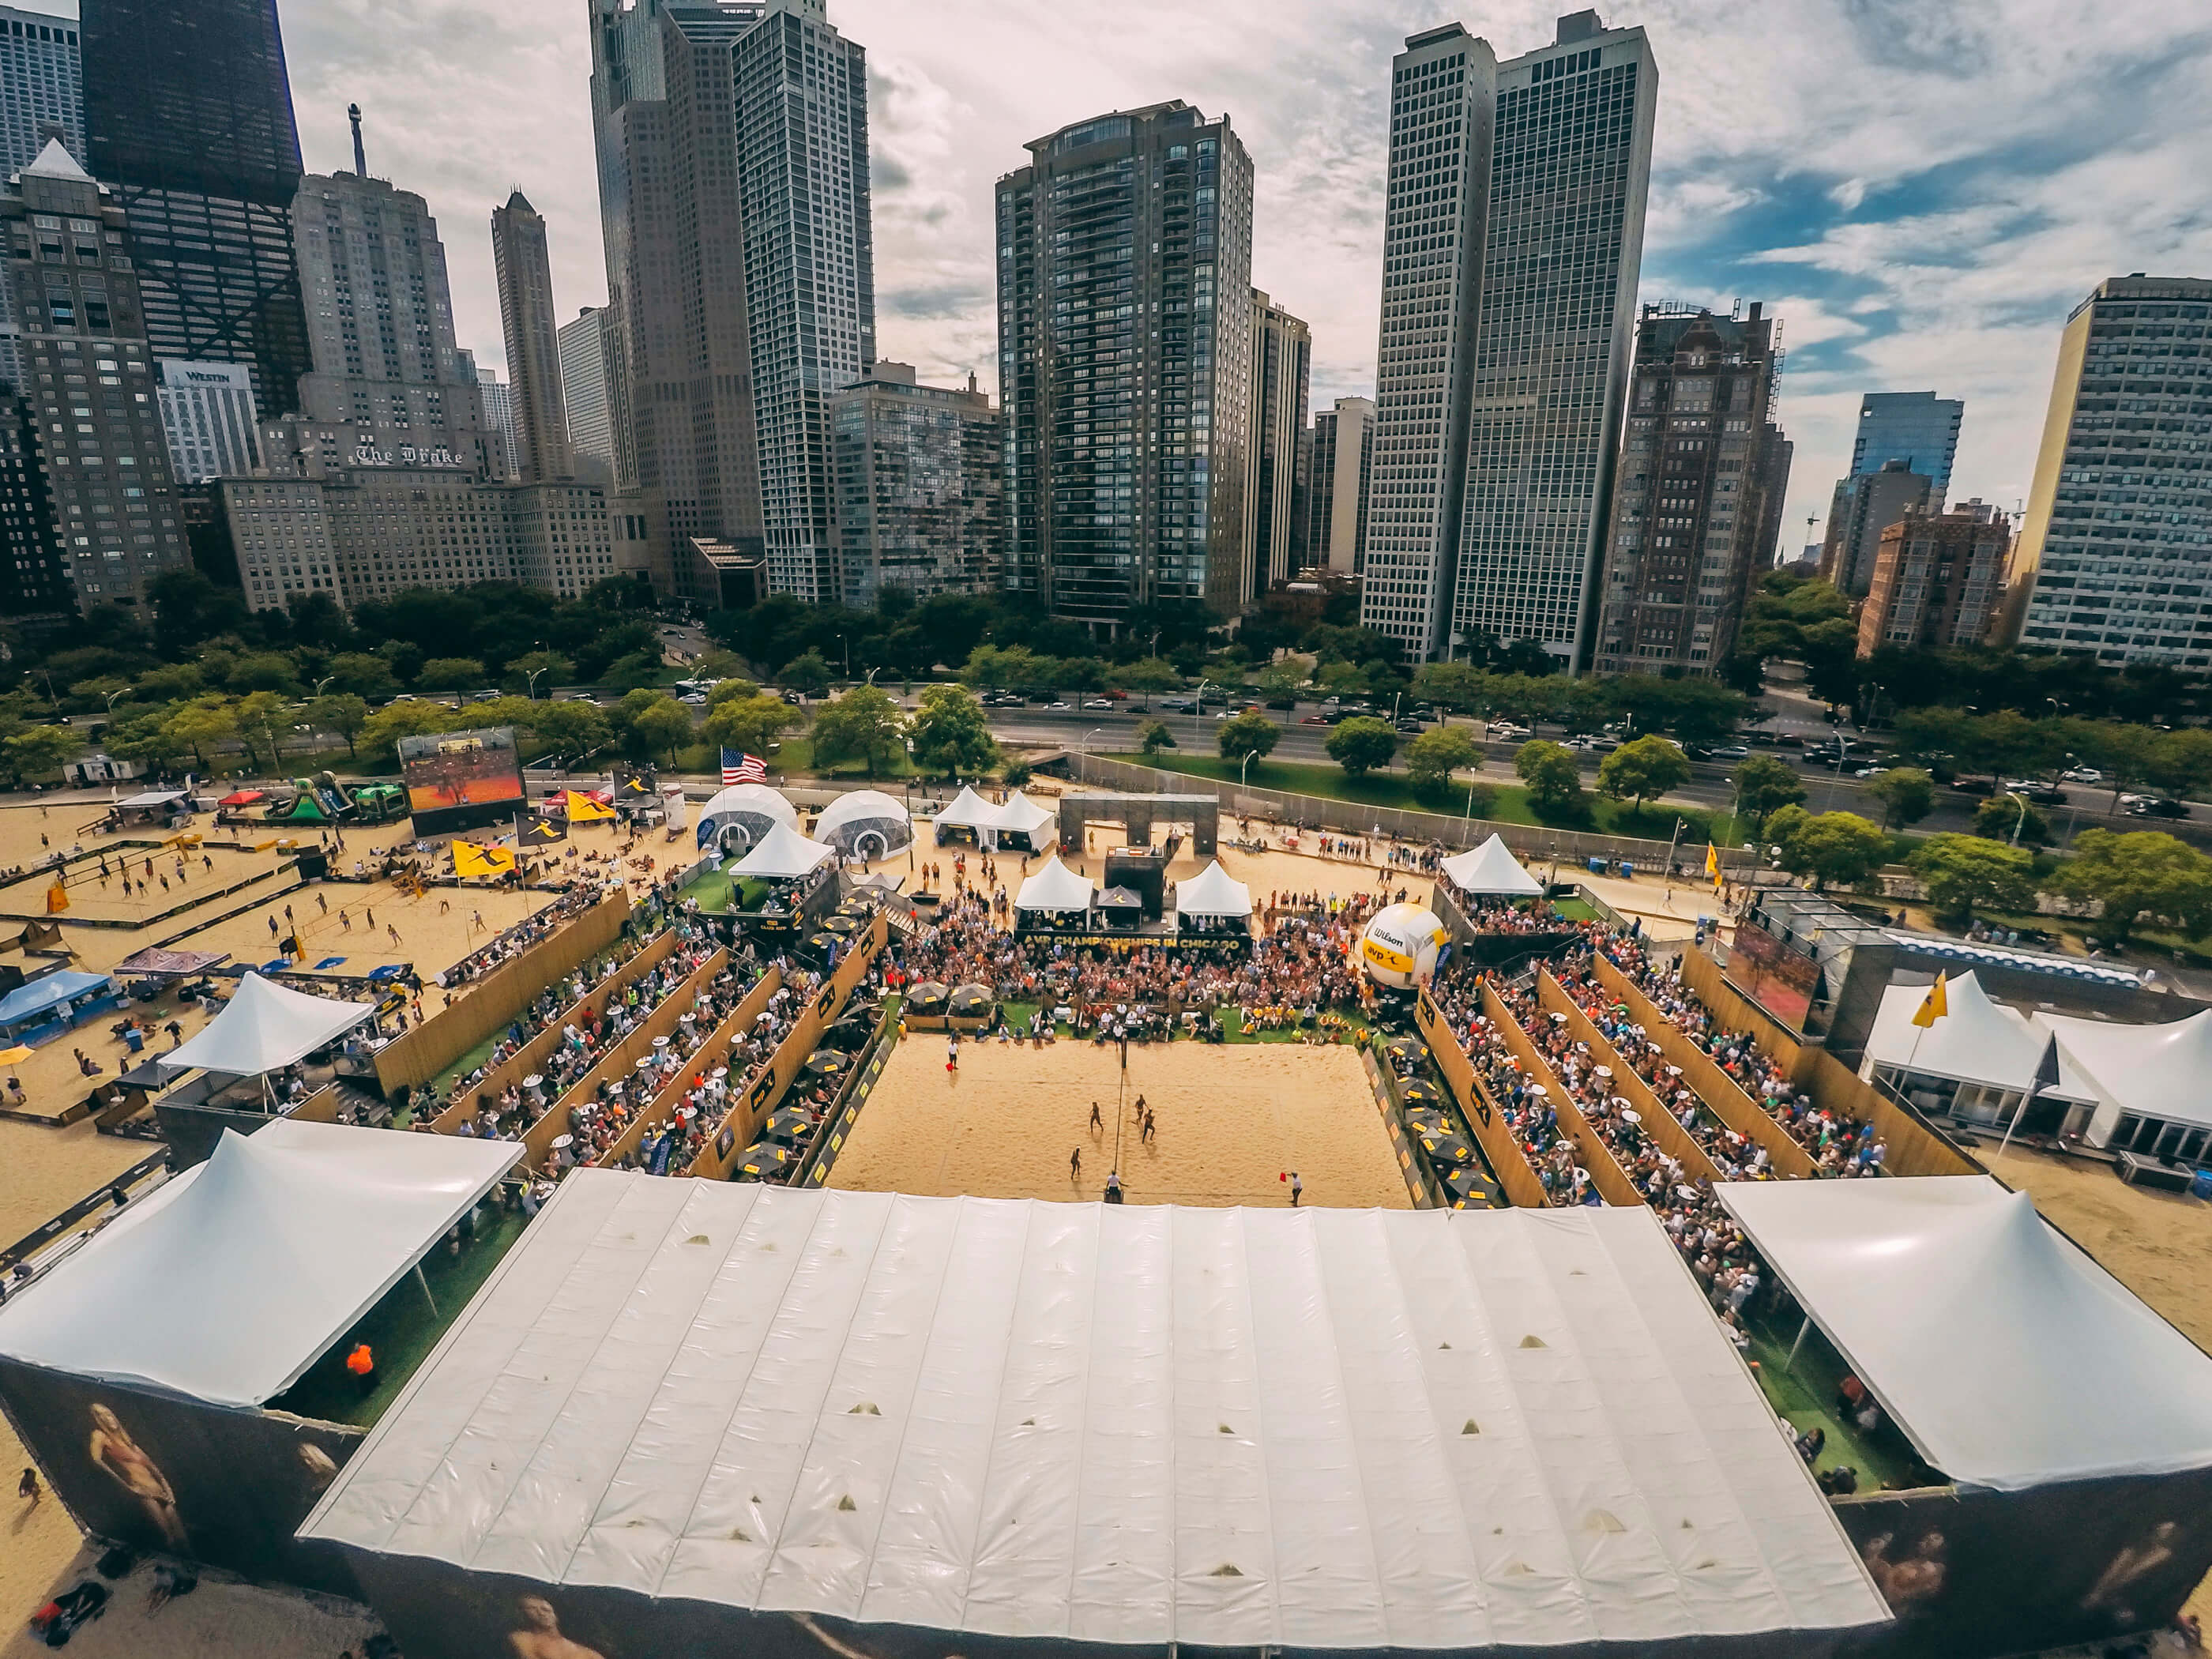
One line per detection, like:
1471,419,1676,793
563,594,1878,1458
986,790,1056,849
1717,1176,2212,1491
1863,972,2093,1100
1174,858,1253,918
2038,1006,2212,1135
0,1120,520,1409
158,972,376,1078
813,788,915,857
931,784,999,840
1014,854,1094,913
730,821,836,879
303,1179,1888,1650
695,782,797,854
1439,833,1544,898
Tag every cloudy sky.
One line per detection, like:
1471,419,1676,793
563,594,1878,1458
52,0,2212,551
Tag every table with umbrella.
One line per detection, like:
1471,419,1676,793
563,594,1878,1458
1417,1129,1477,1167
948,984,994,1018
905,982,950,1015
822,914,863,938
804,1048,853,1081
1443,1165,1505,1209
1382,1036,1429,1070
1400,1078,1444,1110
1404,1107,1454,1140
764,1106,817,1143
737,1140,799,1180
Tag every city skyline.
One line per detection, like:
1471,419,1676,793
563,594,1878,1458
19,0,2211,593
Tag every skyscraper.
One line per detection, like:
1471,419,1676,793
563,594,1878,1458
0,6,81,179
1819,458,1932,598
1245,288,1309,599
155,359,261,481
1856,500,2008,656
1590,303,1784,675
477,367,517,480
491,190,573,483
1299,395,1376,577
558,305,615,477
829,363,1003,605
0,141,187,609
1847,390,1962,500
732,0,875,604
81,0,311,416
1362,12,1658,666
996,102,1256,630
2003,276,2212,666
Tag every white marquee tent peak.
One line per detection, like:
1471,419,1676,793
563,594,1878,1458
1439,834,1544,898
1864,971,2092,1100
1175,859,1253,918
1014,854,1095,912
730,821,836,879
158,971,378,1078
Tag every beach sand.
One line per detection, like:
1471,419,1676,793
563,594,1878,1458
830,1038,1412,1210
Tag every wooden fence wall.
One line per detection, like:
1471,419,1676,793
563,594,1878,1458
1479,981,1641,1207
1415,991,1548,1209
1799,1049,1982,1179
599,967,784,1170
1537,971,1722,1187
1676,946,1813,1084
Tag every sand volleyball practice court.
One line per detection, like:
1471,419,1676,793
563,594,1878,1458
830,1037,1413,1209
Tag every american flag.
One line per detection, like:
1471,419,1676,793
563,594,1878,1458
721,748,768,785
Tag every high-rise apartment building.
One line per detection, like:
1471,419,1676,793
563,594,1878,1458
996,102,1256,630
284,168,498,478
491,190,572,483
1856,500,2008,656
1362,11,1658,665
1244,288,1309,598
0,392,69,626
0,141,186,608
0,6,80,179
1590,303,1784,675
81,0,311,416
1819,457,1932,597
732,0,874,604
828,363,1002,606
155,359,261,481
2003,276,2212,667
1847,390,1962,500
1300,395,1375,576
477,367,517,480
557,306,615,477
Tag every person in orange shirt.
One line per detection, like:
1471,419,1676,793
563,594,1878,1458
344,1343,376,1398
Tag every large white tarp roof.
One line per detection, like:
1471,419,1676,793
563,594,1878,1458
2037,1006,2212,1130
1717,1176,2212,1491
990,790,1056,837
1174,858,1252,918
1014,853,1095,912
931,784,999,831
1440,834,1544,897
731,821,836,878
1864,972,2094,1102
302,1179,1887,1650
0,1120,519,1408
157,971,376,1077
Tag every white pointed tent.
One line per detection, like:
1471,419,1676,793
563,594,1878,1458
158,972,377,1078
813,788,914,857
1014,854,1095,913
1864,972,2092,1100
1173,859,1252,918
0,1119,521,1409
987,790,1057,849
730,821,836,879
1718,1176,2212,1490
2037,1006,2212,1136
695,782,797,854
1439,833,1544,897
931,784,999,842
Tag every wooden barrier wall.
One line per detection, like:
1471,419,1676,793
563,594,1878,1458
1676,946,1813,1084
286,1085,342,1125
521,946,728,1172
1479,981,1642,1208
1537,971,1723,1188
429,931,679,1133
599,966,784,1169
1414,991,1549,1209
687,916,886,1181
374,887,632,1093
1593,954,1819,1179
1799,1048,1981,1179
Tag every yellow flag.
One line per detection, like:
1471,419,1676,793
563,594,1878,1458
452,841,517,878
1911,972,1948,1029
44,880,67,914
1705,843,1720,878
565,789,615,822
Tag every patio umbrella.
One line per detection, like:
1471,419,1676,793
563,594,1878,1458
1400,1078,1444,1109
1418,1130,1477,1166
0,1044,28,1065
804,1049,852,1078
905,981,950,1013
837,898,876,919
1443,1165,1503,1208
1383,1037,1428,1066
765,1107,816,1142
949,984,993,1017
738,1141,799,1179
1404,1107,1454,1138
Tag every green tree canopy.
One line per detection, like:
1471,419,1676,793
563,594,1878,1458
1136,717,1176,756
305,693,371,758
1731,753,1805,836
1908,834,2038,926
1596,734,1691,809
359,698,454,762
1866,766,1936,829
507,649,576,698
2,723,80,784
519,698,611,760
1514,739,1585,820
703,692,802,763
2057,829,2212,942
810,684,907,778
322,653,399,702
1325,716,1398,778
907,683,998,780
780,649,835,697
1108,656,1182,706
1404,724,1480,803
1777,811,1887,890
623,694,693,767
1217,709,1279,764
1973,793,2048,845
704,676,765,709
419,657,487,703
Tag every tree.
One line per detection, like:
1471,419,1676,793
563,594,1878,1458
704,676,765,709
1908,835,2038,927
2148,727,2212,809
1762,803,1811,852
233,690,289,772
1110,656,1182,709
1866,766,1936,829
419,657,487,705
908,683,999,779
1409,660,1485,717
810,684,907,778
1404,724,1480,803
359,699,453,762
104,708,188,773
1216,709,1280,767
306,693,370,758
508,649,576,698
521,698,611,761
1597,734,1691,811
703,692,801,762
1326,716,1398,778
1731,754,1805,836
1973,794,2048,846
1515,739,1586,819
773,649,831,698
1253,661,1305,708
1136,718,1177,756
1778,811,1887,891
2059,829,2212,944
323,653,399,702
624,694,693,767
2,724,80,785
162,695,240,769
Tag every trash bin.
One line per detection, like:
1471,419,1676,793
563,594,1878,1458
124,1027,144,1054
1620,862,1635,880
1587,857,1605,874
2191,1169,2212,1202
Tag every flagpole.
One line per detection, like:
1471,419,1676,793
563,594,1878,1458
1998,1033,2057,1161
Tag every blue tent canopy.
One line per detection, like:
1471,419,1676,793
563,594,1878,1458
0,970,114,1033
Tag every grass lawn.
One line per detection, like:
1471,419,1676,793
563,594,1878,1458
679,865,774,914
1114,752,1737,845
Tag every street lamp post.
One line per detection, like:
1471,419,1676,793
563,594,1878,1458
2007,791,2032,848
1241,749,1258,790
1194,679,1217,749
1082,726,1102,758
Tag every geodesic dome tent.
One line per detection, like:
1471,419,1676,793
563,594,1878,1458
695,783,799,856
812,789,914,860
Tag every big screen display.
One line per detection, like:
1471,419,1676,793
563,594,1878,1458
398,727,526,837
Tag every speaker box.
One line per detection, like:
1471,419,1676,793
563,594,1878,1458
295,849,329,881
0,963,24,995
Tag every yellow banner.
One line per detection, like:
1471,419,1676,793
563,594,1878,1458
565,789,615,822
453,841,517,878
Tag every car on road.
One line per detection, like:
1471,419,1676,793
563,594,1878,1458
780,689,806,705
1300,713,1329,725
678,693,707,706
1852,765,1888,779
1161,698,1197,713
1046,701,1073,711
1563,733,1616,752
1082,698,1115,710
2125,795,2190,819
1488,722,1533,742
1706,743,1751,761
1396,718,1425,733
2060,766,2104,784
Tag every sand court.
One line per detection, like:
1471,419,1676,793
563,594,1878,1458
830,1038,1413,1209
